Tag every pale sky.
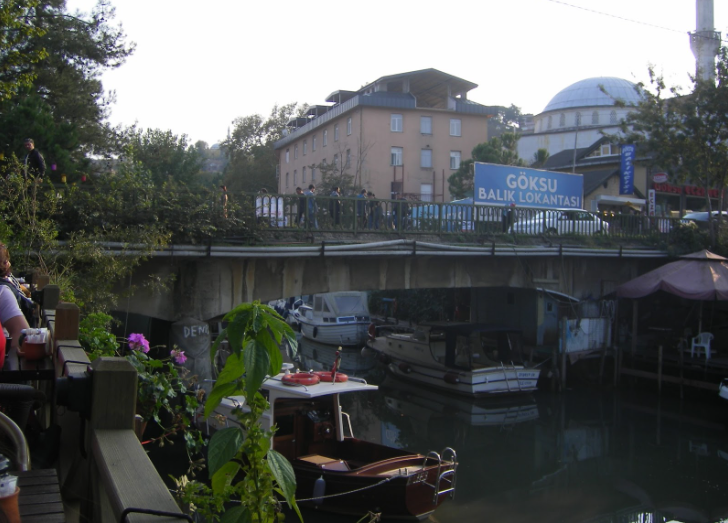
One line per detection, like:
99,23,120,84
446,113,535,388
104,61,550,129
66,0,728,146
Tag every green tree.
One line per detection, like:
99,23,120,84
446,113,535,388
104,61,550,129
223,103,307,193
448,132,525,199
0,0,48,100
532,148,550,168
615,47,728,246
122,128,204,187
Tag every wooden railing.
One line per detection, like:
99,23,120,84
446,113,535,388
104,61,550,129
38,283,187,523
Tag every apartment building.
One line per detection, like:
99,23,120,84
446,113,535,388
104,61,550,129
274,68,495,202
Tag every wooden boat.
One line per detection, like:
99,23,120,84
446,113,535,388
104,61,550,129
366,322,541,397
295,292,371,346
202,368,457,520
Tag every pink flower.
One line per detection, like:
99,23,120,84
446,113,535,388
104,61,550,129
171,349,187,365
128,333,150,353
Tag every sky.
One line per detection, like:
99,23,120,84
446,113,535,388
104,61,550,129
65,0,728,147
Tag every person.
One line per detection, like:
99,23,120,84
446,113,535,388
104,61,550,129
502,203,510,232
304,184,318,229
295,187,305,225
356,189,368,229
23,138,46,182
369,193,383,230
0,245,30,363
328,186,341,226
397,194,409,230
508,202,517,230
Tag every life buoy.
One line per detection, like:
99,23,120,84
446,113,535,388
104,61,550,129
314,371,348,383
368,323,377,340
281,372,320,386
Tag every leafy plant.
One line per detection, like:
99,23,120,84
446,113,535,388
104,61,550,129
176,301,301,523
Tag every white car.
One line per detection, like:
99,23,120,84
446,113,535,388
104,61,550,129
510,209,609,235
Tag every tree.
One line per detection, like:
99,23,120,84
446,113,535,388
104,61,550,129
448,132,525,199
222,103,307,193
318,136,373,196
122,128,204,187
615,47,728,246
532,148,550,168
0,0,134,181
0,0,48,100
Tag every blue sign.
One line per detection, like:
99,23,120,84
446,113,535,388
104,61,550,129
473,163,583,209
620,144,636,195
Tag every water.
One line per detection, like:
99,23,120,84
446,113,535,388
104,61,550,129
151,359,728,523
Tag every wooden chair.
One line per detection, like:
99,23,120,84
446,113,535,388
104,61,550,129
691,332,714,359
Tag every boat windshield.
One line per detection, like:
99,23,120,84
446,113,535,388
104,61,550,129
334,295,367,315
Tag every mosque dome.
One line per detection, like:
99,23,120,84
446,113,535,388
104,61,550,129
543,77,641,113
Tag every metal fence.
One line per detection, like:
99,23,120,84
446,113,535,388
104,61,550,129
249,193,678,240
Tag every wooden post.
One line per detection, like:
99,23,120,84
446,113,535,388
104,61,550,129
34,273,50,291
42,285,61,311
54,302,80,342
90,358,137,431
657,345,663,394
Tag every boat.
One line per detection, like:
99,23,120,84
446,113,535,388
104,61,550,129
297,336,376,374
202,367,457,520
366,322,541,397
295,292,371,346
720,378,728,401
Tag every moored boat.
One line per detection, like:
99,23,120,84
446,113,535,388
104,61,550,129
202,368,457,520
367,322,541,397
296,292,371,346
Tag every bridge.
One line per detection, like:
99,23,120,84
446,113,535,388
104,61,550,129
115,238,669,322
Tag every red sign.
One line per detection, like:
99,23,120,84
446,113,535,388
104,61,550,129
652,172,668,183
652,182,721,198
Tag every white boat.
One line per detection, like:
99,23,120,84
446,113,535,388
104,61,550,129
296,292,371,346
720,378,728,401
202,368,458,520
367,322,541,397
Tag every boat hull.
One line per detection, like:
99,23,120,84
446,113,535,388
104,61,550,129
299,320,369,346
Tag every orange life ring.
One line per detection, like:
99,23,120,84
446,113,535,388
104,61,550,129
368,323,377,340
281,372,320,386
314,371,348,383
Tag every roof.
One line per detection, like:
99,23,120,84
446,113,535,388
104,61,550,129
360,68,478,108
543,77,642,113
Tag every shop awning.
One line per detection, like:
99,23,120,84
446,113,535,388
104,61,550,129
594,195,646,207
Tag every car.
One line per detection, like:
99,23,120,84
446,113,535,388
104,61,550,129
510,209,609,235
680,211,728,230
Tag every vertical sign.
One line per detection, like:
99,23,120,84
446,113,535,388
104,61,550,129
648,189,656,216
620,144,636,195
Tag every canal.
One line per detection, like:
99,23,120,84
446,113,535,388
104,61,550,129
152,338,728,523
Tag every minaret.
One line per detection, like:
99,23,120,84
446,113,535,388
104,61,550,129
689,0,721,82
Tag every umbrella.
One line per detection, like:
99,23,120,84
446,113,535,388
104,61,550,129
616,249,728,333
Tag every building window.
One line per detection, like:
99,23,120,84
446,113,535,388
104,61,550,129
420,116,432,134
391,114,403,132
547,116,552,130
592,111,599,125
347,117,352,135
421,149,432,168
421,183,433,202
610,110,617,124
303,140,307,155
391,147,403,166
311,166,316,182
346,149,351,168
450,151,461,170
323,129,328,146
285,149,290,163
294,145,298,159
575,112,581,126
286,172,289,188
293,170,297,185
334,124,340,141
559,113,565,127
302,166,307,182
450,119,461,136
312,135,317,151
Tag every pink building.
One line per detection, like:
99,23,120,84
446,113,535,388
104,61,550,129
274,69,494,202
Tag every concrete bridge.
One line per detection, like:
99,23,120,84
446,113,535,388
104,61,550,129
114,239,668,322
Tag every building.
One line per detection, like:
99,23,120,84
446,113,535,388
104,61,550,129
274,69,495,202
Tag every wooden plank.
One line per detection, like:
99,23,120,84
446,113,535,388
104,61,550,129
90,358,136,431
92,429,187,523
54,303,80,342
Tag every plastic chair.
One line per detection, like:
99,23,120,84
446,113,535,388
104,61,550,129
691,332,714,359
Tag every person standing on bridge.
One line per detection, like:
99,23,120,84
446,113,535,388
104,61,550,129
295,187,305,225
304,184,318,229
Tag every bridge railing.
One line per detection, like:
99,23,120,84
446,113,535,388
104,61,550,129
246,193,680,239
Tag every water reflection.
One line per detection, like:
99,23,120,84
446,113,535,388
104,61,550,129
297,341,728,523
294,336,376,375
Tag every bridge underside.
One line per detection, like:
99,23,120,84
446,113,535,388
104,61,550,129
117,254,651,322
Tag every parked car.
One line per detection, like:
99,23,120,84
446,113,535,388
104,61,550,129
510,209,609,235
680,211,728,230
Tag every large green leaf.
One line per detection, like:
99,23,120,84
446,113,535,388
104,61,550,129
256,328,282,376
243,339,270,398
220,506,250,523
208,427,245,476
267,449,297,506
215,351,245,386
211,460,241,495
204,381,238,418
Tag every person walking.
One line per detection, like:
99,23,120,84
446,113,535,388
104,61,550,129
329,186,342,226
356,189,368,229
304,184,318,229
23,138,45,182
295,187,305,225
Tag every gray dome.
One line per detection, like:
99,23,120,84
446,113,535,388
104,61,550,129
543,77,641,113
